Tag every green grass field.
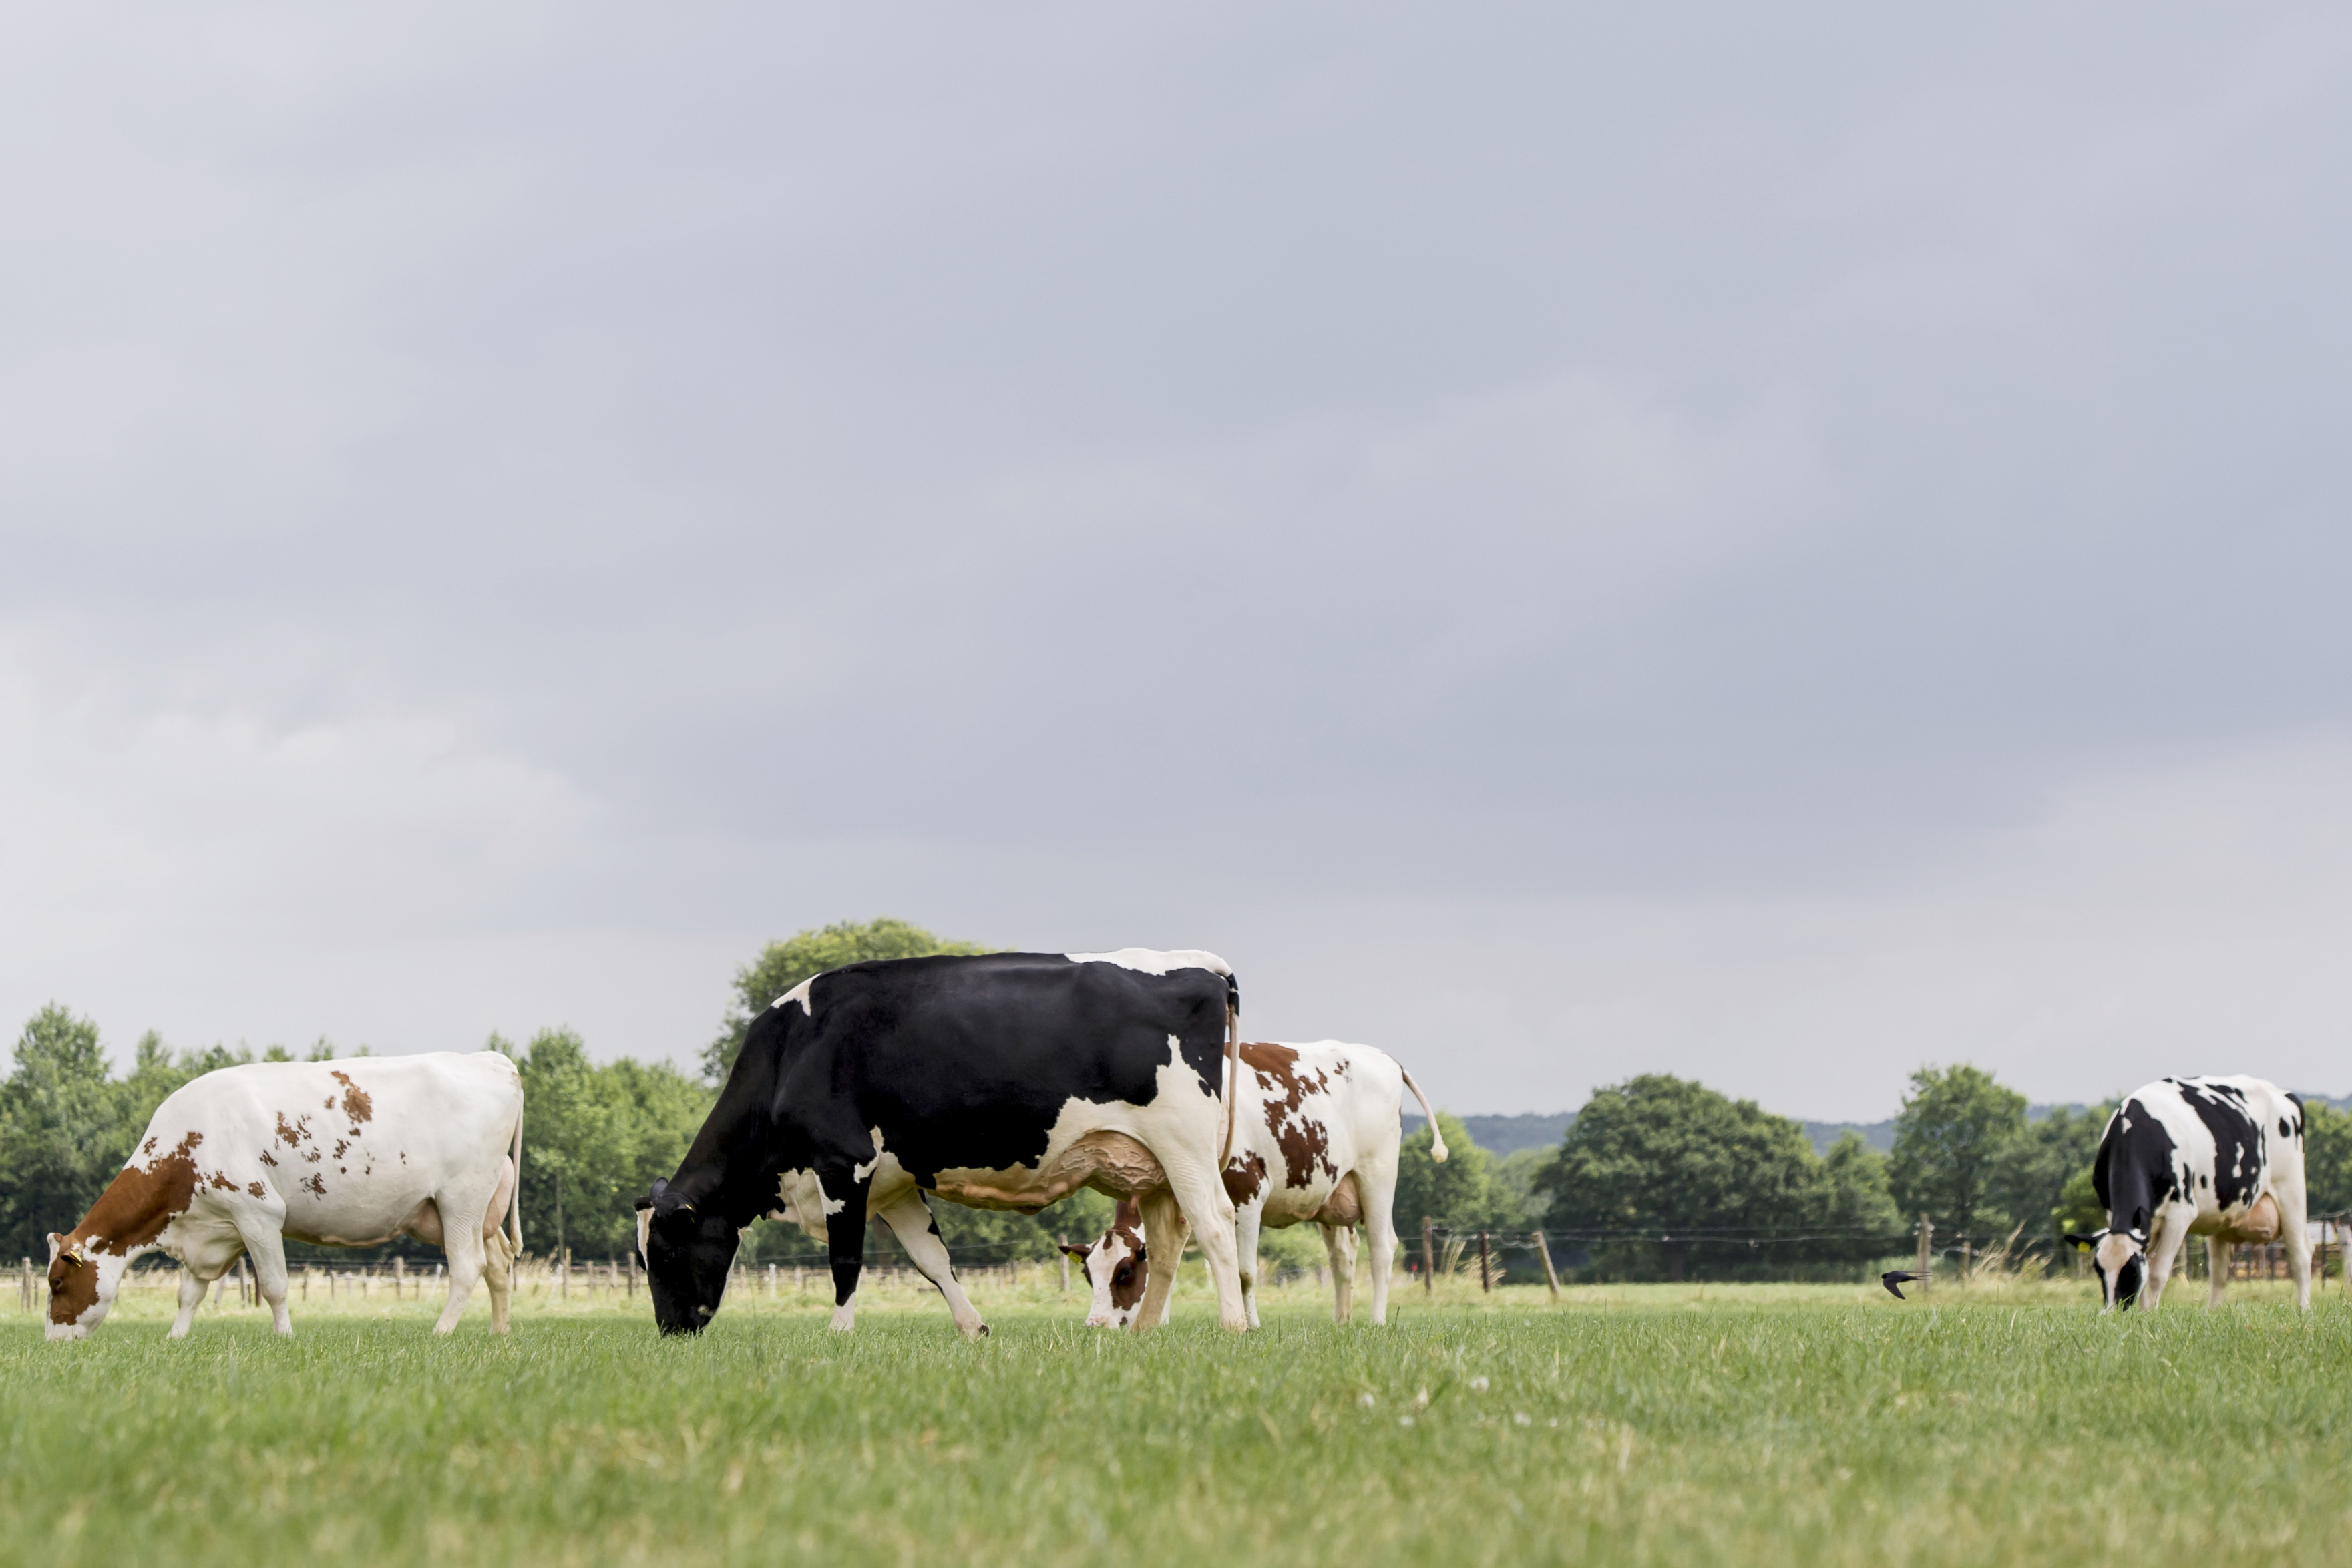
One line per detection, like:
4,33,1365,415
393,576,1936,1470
5,1269,2349,1567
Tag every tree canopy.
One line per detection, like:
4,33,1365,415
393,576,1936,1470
703,918,990,1081
1887,1064,2027,1242
1538,1074,1891,1280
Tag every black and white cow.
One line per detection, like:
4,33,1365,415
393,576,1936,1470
636,949,1251,1335
2066,1075,2311,1312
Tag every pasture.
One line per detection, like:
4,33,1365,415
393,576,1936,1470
3,1270,2347,1568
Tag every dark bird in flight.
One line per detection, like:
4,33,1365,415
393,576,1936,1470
1881,1271,1923,1300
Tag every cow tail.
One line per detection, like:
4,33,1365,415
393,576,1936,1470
1219,975,1241,1169
1400,1067,1448,1163
509,1095,525,1255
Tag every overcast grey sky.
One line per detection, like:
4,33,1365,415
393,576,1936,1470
5,4,2350,1121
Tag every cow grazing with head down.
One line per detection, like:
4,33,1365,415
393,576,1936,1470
636,950,1253,1336
1061,1040,1444,1329
45,1052,524,1340
2066,1075,2311,1312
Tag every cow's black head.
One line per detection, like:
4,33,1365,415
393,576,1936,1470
2066,1227,2145,1311
637,1177,741,1336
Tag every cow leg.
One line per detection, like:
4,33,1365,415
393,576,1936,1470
2207,1237,2233,1307
1164,1163,1249,1332
2279,1174,2314,1312
2142,1207,2190,1309
1234,1203,1264,1330
1131,1189,1190,1330
169,1268,210,1339
1322,1223,1358,1324
818,1164,872,1332
1358,1157,1401,1326
481,1225,516,1334
240,1227,297,1337
875,1189,988,1340
483,1154,517,1334
433,1199,492,1335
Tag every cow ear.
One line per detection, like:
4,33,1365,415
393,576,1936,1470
1056,1241,1091,1260
634,1194,655,1213
1131,1244,1146,1263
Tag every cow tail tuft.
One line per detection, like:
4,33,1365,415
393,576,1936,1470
1400,1067,1448,1163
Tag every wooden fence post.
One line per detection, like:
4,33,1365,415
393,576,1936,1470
1421,1217,1436,1294
1531,1231,1561,1300
1917,1213,1933,1294
1477,1231,1491,1292
1058,1238,1070,1297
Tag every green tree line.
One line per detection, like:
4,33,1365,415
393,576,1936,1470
14,925,2352,1279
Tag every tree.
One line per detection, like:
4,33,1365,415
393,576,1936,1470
1539,1075,1831,1281
2304,1101,2352,1215
1818,1131,1903,1259
506,1029,711,1259
1888,1064,2025,1243
0,1006,130,1259
703,918,990,1081
1989,1103,2112,1247
1392,1111,1523,1249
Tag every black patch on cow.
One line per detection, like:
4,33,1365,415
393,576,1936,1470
2174,1080,2265,1209
2093,1098,2177,1239
639,952,1236,1336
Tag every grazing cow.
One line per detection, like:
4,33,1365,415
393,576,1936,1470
2064,1075,2310,1312
637,950,1251,1336
1062,1040,1446,1330
45,1052,523,1340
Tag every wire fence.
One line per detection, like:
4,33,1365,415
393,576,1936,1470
24,1212,2352,1315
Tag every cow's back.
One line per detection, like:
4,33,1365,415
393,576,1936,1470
139,1052,520,1234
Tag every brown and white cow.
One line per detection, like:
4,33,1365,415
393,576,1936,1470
45,1051,523,1340
1061,1040,1445,1328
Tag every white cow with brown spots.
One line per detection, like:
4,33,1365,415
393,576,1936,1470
45,1052,523,1340
1062,1040,1445,1328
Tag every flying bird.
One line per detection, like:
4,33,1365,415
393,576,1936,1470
1881,1271,1923,1300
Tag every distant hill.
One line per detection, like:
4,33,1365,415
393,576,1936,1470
1401,1113,1572,1157
1408,1099,2309,1160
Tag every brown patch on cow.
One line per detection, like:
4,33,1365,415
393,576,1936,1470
208,1171,238,1191
1223,1151,1267,1205
1105,1199,1149,1315
301,1174,327,1197
276,1111,311,1145
47,1131,205,1325
303,1148,321,1163
258,1149,278,1167
329,1070,374,1124
142,1137,158,1156
333,1139,350,1160
1245,1042,1338,1189
247,1181,266,1197
1241,1041,1300,1084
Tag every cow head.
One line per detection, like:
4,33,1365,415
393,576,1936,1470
1062,1199,1151,1328
2066,1227,2146,1311
44,1231,130,1341
637,1177,741,1336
